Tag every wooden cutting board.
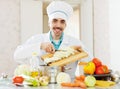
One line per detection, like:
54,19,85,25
41,49,88,67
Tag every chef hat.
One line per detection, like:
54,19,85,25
47,1,73,22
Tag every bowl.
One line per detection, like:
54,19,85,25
84,69,112,80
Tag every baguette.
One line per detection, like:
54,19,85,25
41,46,88,66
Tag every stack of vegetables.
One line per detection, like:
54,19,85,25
12,64,49,87
84,58,109,75
83,57,115,88
60,57,115,88
60,74,96,88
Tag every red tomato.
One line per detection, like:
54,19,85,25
95,66,104,74
13,76,24,84
92,58,102,67
95,65,109,74
102,65,109,73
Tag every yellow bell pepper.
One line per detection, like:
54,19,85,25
84,61,95,74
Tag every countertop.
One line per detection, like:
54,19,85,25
0,80,120,89
0,76,120,89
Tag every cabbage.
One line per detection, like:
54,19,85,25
24,76,39,87
85,75,96,87
56,72,71,84
14,64,31,76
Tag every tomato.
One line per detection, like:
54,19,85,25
95,66,104,74
102,65,109,73
13,76,24,84
92,58,102,67
95,65,109,74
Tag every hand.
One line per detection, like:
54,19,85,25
41,42,55,53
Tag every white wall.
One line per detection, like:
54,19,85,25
20,0,43,43
65,8,80,39
93,0,110,67
109,0,120,71
81,0,94,56
1,0,119,76
0,0,20,76
93,0,120,71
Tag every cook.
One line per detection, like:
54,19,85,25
14,1,92,80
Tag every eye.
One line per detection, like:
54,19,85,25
52,19,58,23
61,20,65,24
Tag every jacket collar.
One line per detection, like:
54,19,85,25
46,31,69,49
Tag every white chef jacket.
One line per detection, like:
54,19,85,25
14,31,92,79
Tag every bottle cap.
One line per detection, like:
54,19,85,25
32,52,37,56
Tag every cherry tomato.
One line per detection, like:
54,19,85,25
12,76,24,84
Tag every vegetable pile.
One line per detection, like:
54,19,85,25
84,57,109,75
13,64,49,87
60,57,114,88
61,75,87,88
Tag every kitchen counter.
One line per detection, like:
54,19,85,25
0,77,120,89
0,83,120,89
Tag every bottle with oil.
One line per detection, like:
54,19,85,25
30,52,40,77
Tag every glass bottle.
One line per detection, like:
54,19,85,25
29,52,39,77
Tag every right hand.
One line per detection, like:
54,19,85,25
40,42,55,53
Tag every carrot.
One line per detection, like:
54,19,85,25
61,82,79,87
74,79,86,88
76,81,86,88
61,75,86,88
75,76,81,80
61,82,72,87
75,75,85,81
74,79,80,83
61,81,86,88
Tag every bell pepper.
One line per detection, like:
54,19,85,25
84,61,95,75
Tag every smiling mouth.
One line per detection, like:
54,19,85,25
53,27,63,31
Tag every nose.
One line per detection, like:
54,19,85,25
55,21,62,27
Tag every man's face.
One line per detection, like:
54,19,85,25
49,18,66,37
